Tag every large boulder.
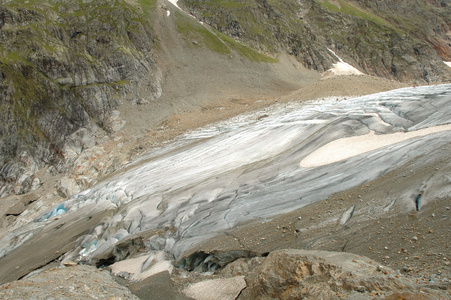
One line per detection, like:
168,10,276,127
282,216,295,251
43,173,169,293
0,265,139,300
220,249,446,299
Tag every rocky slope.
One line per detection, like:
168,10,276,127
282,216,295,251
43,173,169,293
0,0,162,198
181,0,451,82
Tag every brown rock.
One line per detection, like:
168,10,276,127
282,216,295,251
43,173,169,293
235,249,415,299
384,292,432,300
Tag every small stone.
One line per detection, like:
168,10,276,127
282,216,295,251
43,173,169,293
412,236,418,241
356,286,365,293
137,98,149,105
63,261,78,267
384,246,389,250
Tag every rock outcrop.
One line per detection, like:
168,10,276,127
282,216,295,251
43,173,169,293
0,265,140,300
2,249,447,299
0,0,161,198
218,249,447,299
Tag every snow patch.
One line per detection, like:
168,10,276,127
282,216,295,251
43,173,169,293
166,10,170,17
444,61,451,68
168,0,179,9
324,48,363,77
300,123,451,168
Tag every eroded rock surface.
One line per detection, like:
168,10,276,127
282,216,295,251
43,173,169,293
0,265,139,300
232,250,414,299
176,249,446,300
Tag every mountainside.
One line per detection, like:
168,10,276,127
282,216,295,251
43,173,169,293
0,0,162,197
0,1,451,299
181,0,451,82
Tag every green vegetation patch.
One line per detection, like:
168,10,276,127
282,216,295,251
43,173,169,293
320,0,401,33
217,31,277,63
174,9,277,62
188,0,253,9
175,11,231,54
179,0,284,62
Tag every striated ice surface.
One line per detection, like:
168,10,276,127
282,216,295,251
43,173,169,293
1,84,451,265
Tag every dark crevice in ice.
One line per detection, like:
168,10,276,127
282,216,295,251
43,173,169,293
415,191,424,212
175,249,260,273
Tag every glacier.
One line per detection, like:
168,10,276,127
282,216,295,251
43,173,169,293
0,83,450,283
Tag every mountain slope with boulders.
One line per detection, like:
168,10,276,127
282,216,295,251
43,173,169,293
180,0,451,82
0,1,450,299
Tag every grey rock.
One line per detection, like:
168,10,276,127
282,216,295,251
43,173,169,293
5,193,39,216
183,276,246,300
56,177,81,199
125,271,193,300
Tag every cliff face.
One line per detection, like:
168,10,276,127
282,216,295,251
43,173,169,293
352,0,451,60
180,0,451,82
0,0,161,197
